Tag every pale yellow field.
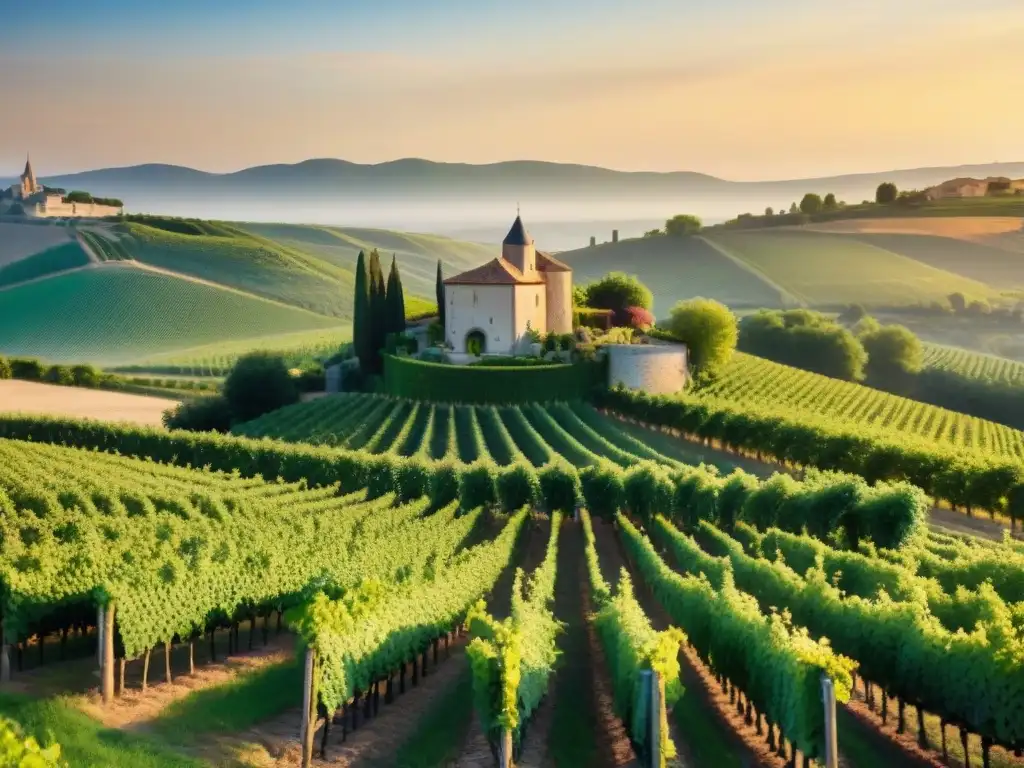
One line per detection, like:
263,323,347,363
0,380,176,426
804,216,1024,241
0,222,74,266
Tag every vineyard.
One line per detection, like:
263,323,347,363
699,352,1024,461
1,395,1024,768
923,343,1024,387
0,242,90,288
231,394,685,468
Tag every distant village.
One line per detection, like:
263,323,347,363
0,156,124,220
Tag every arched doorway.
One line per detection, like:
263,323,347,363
465,329,487,356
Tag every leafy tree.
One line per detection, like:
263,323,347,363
386,255,406,336
353,251,372,372
572,284,589,307
664,214,702,236
623,306,655,330
739,310,867,381
0,357,10,380
368,250,388,373
861,324,924,379
584,272,654,323
823,193,837,210
666,298,738,382
837,304,868,325
799,193,823,215
223,351,299,423
435,260,446,330
788,202,799,214
764,207,774,216
948,292,967,313
163,395,234,433
875,182,898,204
643,228,663,238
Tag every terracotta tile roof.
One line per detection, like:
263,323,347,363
536,250,571,273
443,257,545,286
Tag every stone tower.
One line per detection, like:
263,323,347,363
17,156,41,199
501,214,537,277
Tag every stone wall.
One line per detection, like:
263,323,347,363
26,201,122,219
607,343,688,395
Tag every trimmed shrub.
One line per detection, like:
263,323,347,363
223,352,299,423
428,460,461,510
10,358,45,381
0,357,10,380
539,462,582,512
497,462,541,512
623,462,674,522
43,365,74,386
579,463,625,521
394,456,432,503
366,453,399,500
383,354,605,404
162,395,233,433
716,470,760,532
459,460,498,511
70,364,102,388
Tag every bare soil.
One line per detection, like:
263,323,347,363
0,379,176,426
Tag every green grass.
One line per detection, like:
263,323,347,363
0,692,207,768
0,266,339,365
844,232,1024,289
116,222,356,319
150,658,301,742
0,242,90,287
80,230,134,262
238,223,493,301
557,235,794,316
390,665,475,768
704,229,998,307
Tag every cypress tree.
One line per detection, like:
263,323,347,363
368,250,387,373
436,259,445,329
353,250,371,372
388,254,407,334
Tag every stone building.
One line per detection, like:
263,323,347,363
443,214,572,357
2,155,123,219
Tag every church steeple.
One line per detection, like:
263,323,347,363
501,211,536,274
20,154,40,197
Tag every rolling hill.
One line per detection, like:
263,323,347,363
557,235,795,316
0,266,341,365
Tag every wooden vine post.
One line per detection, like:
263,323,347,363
821,675,839,768
1,619,11,684
300,647,317,768
101,602,116,705
498,727,513,768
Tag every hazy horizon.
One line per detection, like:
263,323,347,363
3,0,1023,180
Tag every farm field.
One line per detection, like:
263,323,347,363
0,241,90,287
3,392,1024,768
805,215,1024,241
841,232,1024,289
231,394,685,468
557,234,795,315
0,222,75,265
0,266,339,365
699,352,1024,460
238,222,494,301
703,229,998,307
0,380,176,425
922,342,1024,386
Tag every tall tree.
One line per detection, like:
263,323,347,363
368,249,387,373
353,250,372,372
436,259,446,330
386,254,407,335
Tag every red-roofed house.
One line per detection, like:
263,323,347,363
443,214,573,356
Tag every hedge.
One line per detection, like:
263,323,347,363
595,385,1024,522
0,414,928,548
382,354,606,404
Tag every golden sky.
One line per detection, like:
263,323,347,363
2,0,1022,179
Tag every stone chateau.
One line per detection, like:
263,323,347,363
1,156,124,219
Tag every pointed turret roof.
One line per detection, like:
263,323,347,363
22,155,36,183
503,215,533,246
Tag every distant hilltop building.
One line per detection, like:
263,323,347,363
443,213,572,358
925,176,1024,200
1,155,124,219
